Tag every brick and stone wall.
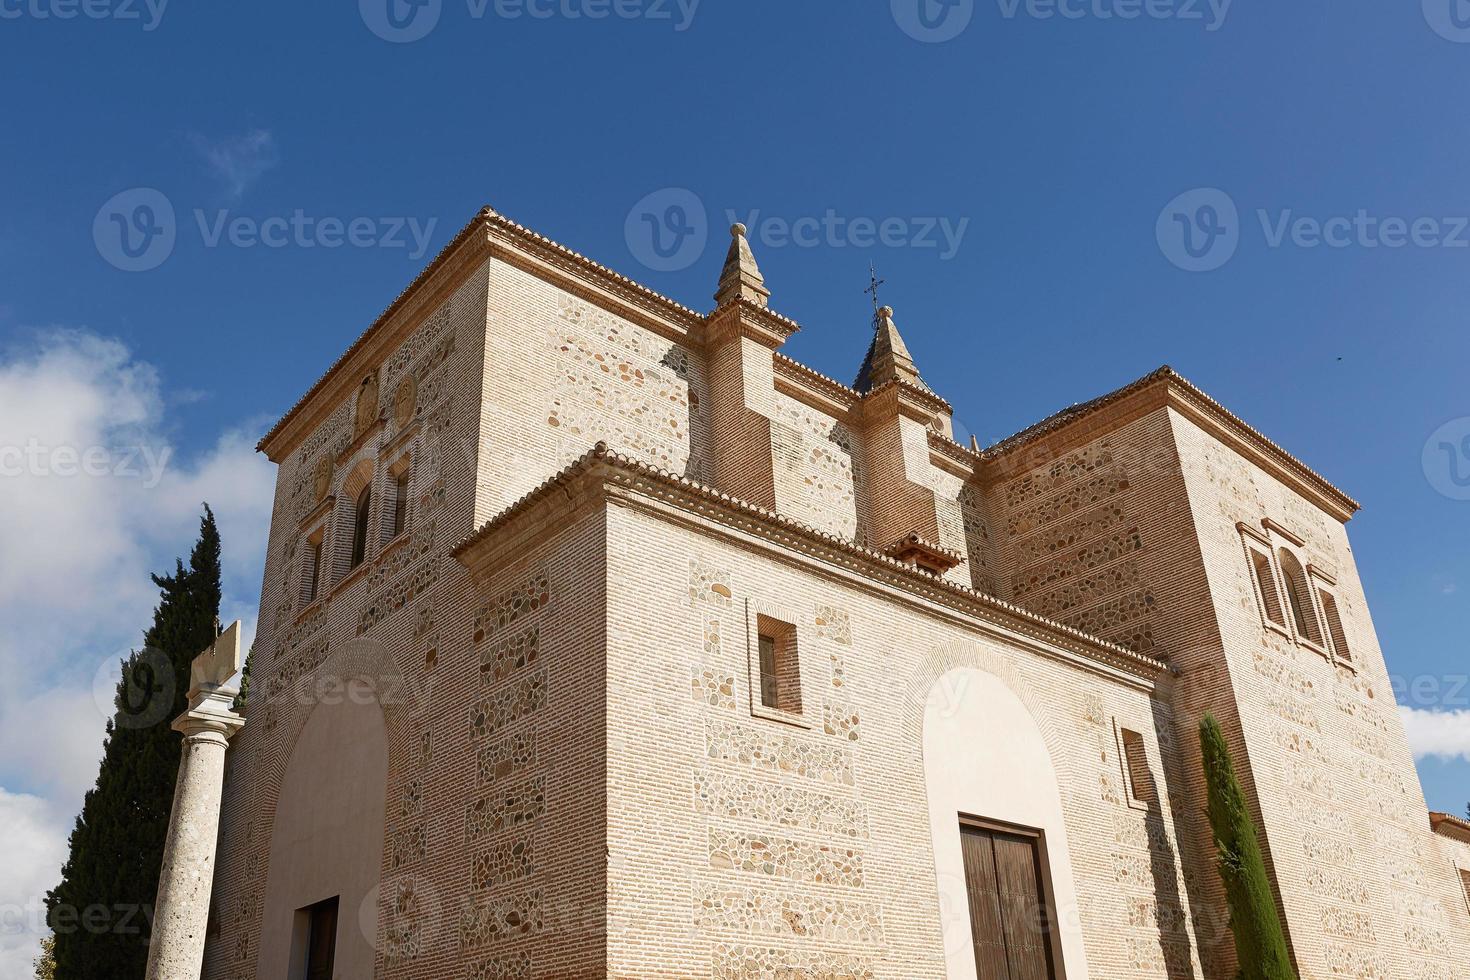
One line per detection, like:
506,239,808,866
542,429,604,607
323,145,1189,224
210,211,1470,979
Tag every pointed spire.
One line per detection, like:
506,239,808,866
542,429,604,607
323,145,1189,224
714,223,771,308
854,305,933,395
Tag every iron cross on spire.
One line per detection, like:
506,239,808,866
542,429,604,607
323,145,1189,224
864,263,886,314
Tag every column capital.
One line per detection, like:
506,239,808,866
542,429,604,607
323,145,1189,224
172,685,245,740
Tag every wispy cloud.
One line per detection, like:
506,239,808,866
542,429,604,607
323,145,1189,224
0,328,274,970
190,128,279,199
1400,706,1470,762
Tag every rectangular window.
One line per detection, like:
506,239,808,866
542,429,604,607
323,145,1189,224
1121,728,1156,807
959,820,1058,980
1249,547,1286,628
1459,867,1470,916
755,614,801,715
1319,591,1350,662
303,896,338,980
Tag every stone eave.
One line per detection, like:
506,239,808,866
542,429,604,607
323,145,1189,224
484,211,706,343
256,209,494,460
257,206,824,463
703,298,802,349
928,431,982,480
857,380,953,427
980,367,1360,522
454,444,1169,684
1430,811,1470,845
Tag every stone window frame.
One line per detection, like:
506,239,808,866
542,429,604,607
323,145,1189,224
1277,546,1328,659
1114,721,1157,812
1238,524,1291,640
382,451,414,547
331,457,377,590
298,521,328,611
743,599,811,731
1256,519,1331,660
1306,565,1355,671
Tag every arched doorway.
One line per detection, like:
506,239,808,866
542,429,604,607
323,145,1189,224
923,667,1088,980
257,678,389,979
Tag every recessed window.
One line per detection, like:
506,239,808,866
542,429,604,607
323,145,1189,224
350,485,372,571
1459,867,1470,916
300,895,338,980
392,470,409,539
1248,546,1286,628
1120,728,1156,807
301,531,324,606
755,614,801,715
1278,549,1323,646
1319,590,1350,663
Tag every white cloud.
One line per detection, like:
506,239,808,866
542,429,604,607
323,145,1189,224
1400,706,1470,762
0,790,68,979
190,128,279,199
0,328,274,970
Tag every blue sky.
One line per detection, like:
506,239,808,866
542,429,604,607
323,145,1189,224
1,0,1468,967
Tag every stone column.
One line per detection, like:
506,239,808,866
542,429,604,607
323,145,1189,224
146,623,245,980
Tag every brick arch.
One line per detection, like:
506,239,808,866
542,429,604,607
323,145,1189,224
243,636,422,974
903,638,1092,978
899,636,1077,790
263,635,418,790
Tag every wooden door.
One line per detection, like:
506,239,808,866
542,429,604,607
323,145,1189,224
305,896,338,980
959,823,1057,980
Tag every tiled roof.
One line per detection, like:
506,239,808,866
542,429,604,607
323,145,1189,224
1430,811,1470,844
454,442,1170,682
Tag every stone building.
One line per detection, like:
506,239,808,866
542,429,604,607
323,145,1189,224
202,207,1470,979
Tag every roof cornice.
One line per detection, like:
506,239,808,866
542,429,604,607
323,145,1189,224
256,209,495,461
484,211,706,338
1430,811,1470,845
980,367,1359,522
454,443,1169,684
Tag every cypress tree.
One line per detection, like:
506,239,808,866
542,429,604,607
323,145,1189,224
1199,714,1297,980
45,507,222,979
